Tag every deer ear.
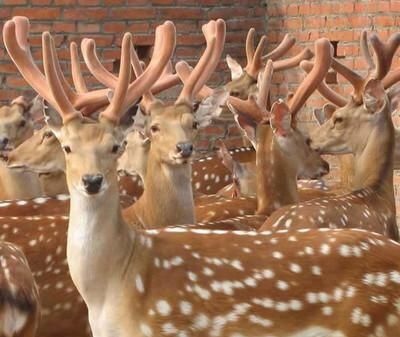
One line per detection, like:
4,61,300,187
313,103,337,125
270,100,291,136
363,79,386,113
27,96,46,121
195,88,229,128
226,55,244,80
227,101,257,148
43,102,63,136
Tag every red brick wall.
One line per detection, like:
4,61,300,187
265,0,400,122
0,1,265,152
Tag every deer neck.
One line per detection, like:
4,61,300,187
129,150,195,228
338,153,354,191
0,162,42,199
351,108,395,202
256,124,298,215
39,171,68,196
67,176,135,309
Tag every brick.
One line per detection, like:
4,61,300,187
53,22,76,33
110,8,156,19
159,8,203,19
3,0,27,4
78,0,100,4
77,23,101,33
31,0,53,4
12,7,61,20
152,0,175,4
63,8,108,20
54,0,77,4
103,22,127,33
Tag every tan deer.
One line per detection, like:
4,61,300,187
178,38,331,222
0,241,39,337
2,16,183,337
0,96,44,199
260,31,400,241
8,18,400,337
82,19,228,228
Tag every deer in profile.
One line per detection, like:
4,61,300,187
261,31,400,241
7,17,400,337
177,38,330,222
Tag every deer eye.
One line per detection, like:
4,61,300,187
334,117,343,124
43,131,53,139
19,120,26,128
150,125,160,133
112,145,120,154
63,146,71,154
231,91,240,97
305,138,311,146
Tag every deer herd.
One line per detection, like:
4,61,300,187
0,14,400,337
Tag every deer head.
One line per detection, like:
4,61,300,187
83,20,226,171
310,31,400,158
3,17,177,196
7,125,65,173
224,29,313,103
0,96,44,153
228,38,332,180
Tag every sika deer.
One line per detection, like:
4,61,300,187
0,97,43,199
181,39,331,222
8,17,400,337
0,241,39,337
261,31,400,241
83,19,227,228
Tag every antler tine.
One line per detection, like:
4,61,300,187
151,61,181,95
228,95,264,123
81,38,118,89
360,30,375,72
70,42,88,93
176,21,216,104
263,34,296,61
288,38,332,116
245,35,267,78
370,32,400,80
256,60,274,110
123,21,176,110
193,19,226,96
245,28,256,68
175,61,214,99
273,47,314,72
330,58,364,101
300,60,347,107
4,17,60,111
100,33,131,123
129,41,155,112
383,68,400,89
42,32,80,122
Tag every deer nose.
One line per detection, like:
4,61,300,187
322,160,330,175
82,174,103,194
176,142,193,158
0,137,9,150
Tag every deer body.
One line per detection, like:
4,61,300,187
0,163,42,200
123,149,195,228
263,105,398,239
261,30,400,240
0,241,40,337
